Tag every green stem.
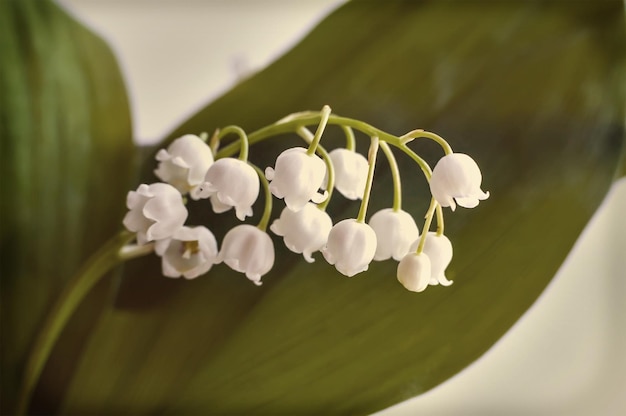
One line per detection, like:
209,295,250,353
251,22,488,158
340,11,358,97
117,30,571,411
391,144,445,236
400,129,453,155
416,198,438,254
356,136,380,223
209,129,220,155
15,230,150,415
215,113,404,159
209,109,446,229
306,105,331,156
436,204,445,236
251,164,272,231
379,141,402,211
296,126,334,211
341,125,356,151
218,125,249,161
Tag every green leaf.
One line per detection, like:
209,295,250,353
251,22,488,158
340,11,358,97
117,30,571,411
0,0,133,413
58,1,623,415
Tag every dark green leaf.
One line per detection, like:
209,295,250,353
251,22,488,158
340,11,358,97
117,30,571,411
0,0,133,413
58,1,624,415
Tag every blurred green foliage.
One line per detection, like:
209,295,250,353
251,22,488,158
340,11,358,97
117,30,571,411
0,0,133,413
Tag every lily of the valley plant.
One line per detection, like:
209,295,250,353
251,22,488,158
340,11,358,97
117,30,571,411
126,105,489,290
16,106,489,413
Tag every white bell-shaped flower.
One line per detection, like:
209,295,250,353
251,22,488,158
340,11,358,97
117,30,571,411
397,252,431,292
265,147,327,211
422,232,453,286
217,224,274,285
324,148,368,200
154,134,214,199
322,219,377,277
123,183,187,245
429,153,489,211
197,158,259,221
154,226,218,279
369,208,420,261
270,202,332,263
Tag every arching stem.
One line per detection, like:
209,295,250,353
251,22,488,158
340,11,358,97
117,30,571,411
341,125,356,151
356,136,379,223
251,164,273,232
415,198,438,254
296,126,335,211
218,125,250,161
379,141,402,211
400,129,453,155
306,105,331,156
436,204,445,236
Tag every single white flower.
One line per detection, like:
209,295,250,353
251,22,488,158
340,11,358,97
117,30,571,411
154,134,214,199
429,153,489,211
422,232,453,286
270,202,332,263
154,226,218,279
369,208,420,261
217,224,274,285
324,148,368,200
196,158,259,221
322,219,377,277
265,147,327,211
123,183,188,245
397,252,431,292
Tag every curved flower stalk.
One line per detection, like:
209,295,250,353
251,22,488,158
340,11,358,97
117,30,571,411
324,148,368,200
217,224,275,285
154,226,219,279
430,153,489,211
197,158,259,220
322,219,377,277
265,147,328,211
369,208,420,261
397,252,431,292
154,134,214,199
270,202,332,263
123,183,188,245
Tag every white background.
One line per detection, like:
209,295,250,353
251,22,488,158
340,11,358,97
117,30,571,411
57,1,626,414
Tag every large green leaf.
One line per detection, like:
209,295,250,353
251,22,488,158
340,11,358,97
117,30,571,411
42,0,626,414
0,0,133,413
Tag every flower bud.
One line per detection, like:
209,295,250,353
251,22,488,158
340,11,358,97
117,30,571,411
217,224,274,285
397,252,431,292
270,202,332,263
369,208,420,261
123,183,188,245
322,219,377,277
197,158,259,221
265,147,327,211
429,153,489,211
154,134,214,199
154,226,218,279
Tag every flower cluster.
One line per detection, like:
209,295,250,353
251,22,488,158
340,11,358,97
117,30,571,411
122,106,489,291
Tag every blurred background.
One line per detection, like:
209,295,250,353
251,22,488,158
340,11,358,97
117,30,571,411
51,1,626,414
